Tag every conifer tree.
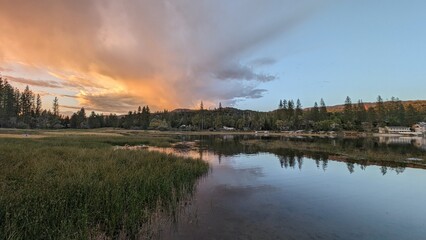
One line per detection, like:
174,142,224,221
53,97,59,117
319,98,327,120
310,102,319,122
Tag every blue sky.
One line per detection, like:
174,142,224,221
237,0,426,110
0,0,425,114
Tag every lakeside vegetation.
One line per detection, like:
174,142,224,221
1,129,426,239
2,76,426,132
0,134,208,239
242,138,426,169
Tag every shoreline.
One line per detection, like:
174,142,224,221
0,128,425,139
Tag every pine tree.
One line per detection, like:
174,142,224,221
2,81,17,121
0,77,4,120
20,86,34,124
295,99,303,117
199,101,204,130
343,96,353,127
319,98,327,120
14,88,21,118
294,99,303,129
53,97,59,117
35,94,42,118
287,100,295,120
141,106,150,129
376,95,385,125
310,102,319,122
88,111,101,128
77,107,86,128
282,100,288,110
356,100,367,123
279,100,283,109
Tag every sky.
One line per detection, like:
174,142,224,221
0,0,425,115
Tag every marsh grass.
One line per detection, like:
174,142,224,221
0,136,208,239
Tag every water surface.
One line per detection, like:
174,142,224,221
157,136,426,240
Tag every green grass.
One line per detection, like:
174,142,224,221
0,135,208,239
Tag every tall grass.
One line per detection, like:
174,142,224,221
0,136,208,239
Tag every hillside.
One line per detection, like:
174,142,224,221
323,100,426,113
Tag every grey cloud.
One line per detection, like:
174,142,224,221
5,75,65,88
60,94,79,99
61,105,84,111
249,57,277,67
245,89,268,99
4,75,102,92
215,64,276,82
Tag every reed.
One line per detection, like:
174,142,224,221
0,136,208,239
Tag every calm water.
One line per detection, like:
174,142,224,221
156,136,426,240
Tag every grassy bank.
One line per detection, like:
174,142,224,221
0,135,208,239
242,138,426,169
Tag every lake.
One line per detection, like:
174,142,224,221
154,135,426,240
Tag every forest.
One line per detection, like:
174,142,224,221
1,76,426,131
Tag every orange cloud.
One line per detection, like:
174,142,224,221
0,0,320,113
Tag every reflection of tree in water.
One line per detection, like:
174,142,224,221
183,135,408,175
289,155,296,169
279,156,288,168
278,150,302,169
297,156,303,170
197,135,262,156
381,166,388,175
380,165,406,175
315,159,320,169
347,162,355,174
393,166,405,174
322,159,328,172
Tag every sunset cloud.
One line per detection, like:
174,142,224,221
0,0,321,113
5,75,65,89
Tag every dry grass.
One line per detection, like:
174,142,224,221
0,133,48,138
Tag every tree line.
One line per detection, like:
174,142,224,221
0,77,62,128
1,76,426,131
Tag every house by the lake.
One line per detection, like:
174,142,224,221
379,126,411,134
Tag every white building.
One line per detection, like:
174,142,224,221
413,122,426,134
223,126,235,131
382,126,411,134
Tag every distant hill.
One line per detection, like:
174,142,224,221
169,100,426,114
171,107,259,113
323,100,426,113
171,108,196,113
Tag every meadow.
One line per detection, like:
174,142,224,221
0,133,208,239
